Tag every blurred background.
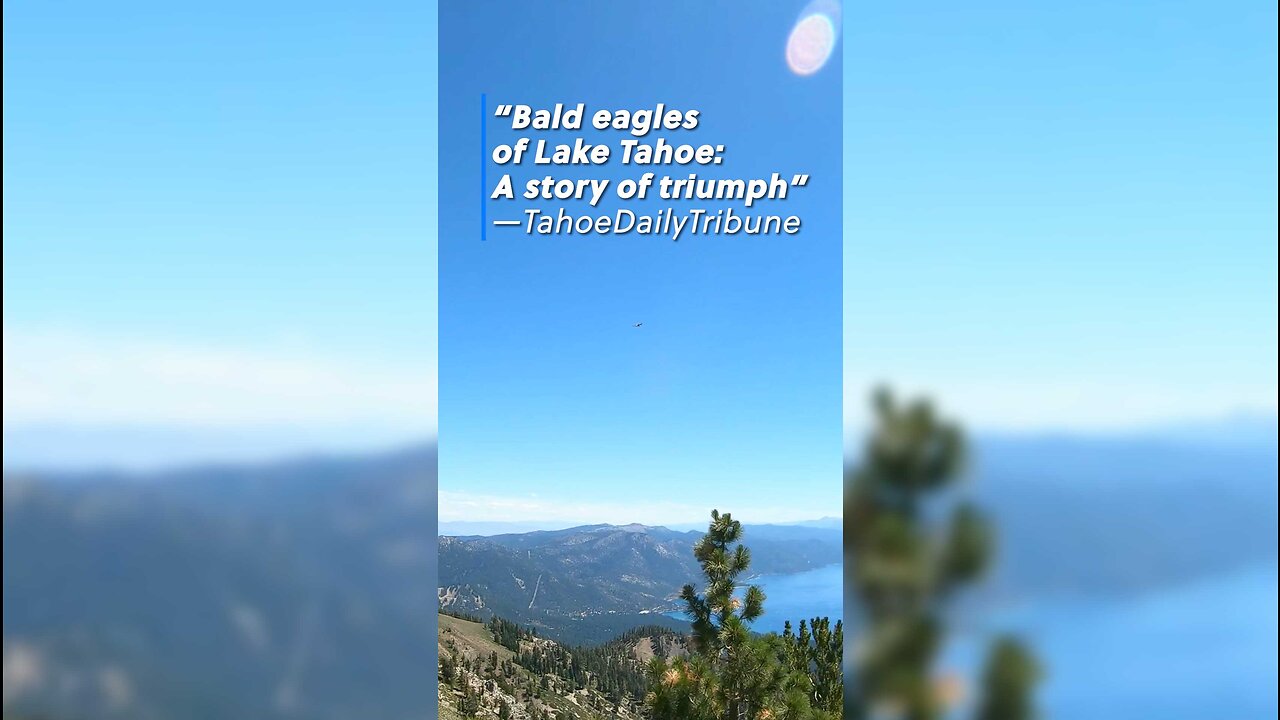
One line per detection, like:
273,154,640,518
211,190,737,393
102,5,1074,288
843,0,1276,718
4,0,1276,719
4,1,438,718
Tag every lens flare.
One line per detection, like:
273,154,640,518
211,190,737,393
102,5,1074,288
786,1,840,76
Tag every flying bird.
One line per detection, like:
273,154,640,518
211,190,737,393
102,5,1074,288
633,322,643,328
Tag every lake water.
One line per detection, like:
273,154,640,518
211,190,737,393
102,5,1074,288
668,562,1278,718
941,564,1278,719
751,563,844,633
665,563,843,634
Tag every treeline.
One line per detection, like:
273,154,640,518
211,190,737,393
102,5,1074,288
782,617,844,713
602,624,686,661
440,607,488,624
486,615,534,653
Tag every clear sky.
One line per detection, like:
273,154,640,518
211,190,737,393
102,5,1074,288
3,0,1276,495
437,1,844,526
843,0,1278,435
3,1,439,467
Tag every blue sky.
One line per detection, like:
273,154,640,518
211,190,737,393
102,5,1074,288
843,0,1277,434
3,0,1276,518
437,1,843,525
4,1,439,466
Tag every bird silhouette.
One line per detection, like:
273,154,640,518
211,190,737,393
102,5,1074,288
633,322,643,328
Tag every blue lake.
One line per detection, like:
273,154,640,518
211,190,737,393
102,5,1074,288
941,564,1278,719
750,563,844,633
664,563,843,634
668,562,1278,718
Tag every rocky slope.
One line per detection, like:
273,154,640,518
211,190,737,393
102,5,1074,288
437,612,684,720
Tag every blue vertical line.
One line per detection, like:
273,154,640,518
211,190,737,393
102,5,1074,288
480,93,487,241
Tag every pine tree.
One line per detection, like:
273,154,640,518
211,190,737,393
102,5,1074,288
460,682,482,717
805,617,844,713
845,388,1039,720
646,510,840,720
975,637,1040,720
440,651,458,685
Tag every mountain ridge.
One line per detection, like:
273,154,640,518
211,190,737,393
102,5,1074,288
438,521,840,645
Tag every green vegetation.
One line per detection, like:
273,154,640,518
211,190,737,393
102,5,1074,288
975,638,1040,720
845,388,1040,720
438,511,843,720
645,510,842,720
437,610,673,719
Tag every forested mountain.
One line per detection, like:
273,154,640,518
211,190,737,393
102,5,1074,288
3,445,437,720
437,523,841,645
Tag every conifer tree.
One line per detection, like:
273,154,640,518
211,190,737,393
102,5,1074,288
682,510,765,653
460,682,482,717
845,388,1039,720
975,637,1040,720
646,510,840,720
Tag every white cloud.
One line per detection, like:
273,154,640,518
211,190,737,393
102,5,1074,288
3,327,436,429
438,489,826,527
844,372,1278,439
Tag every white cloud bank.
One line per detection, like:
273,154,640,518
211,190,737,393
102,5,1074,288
3,327,436,429
438,489,828,527
843,372,1278,440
